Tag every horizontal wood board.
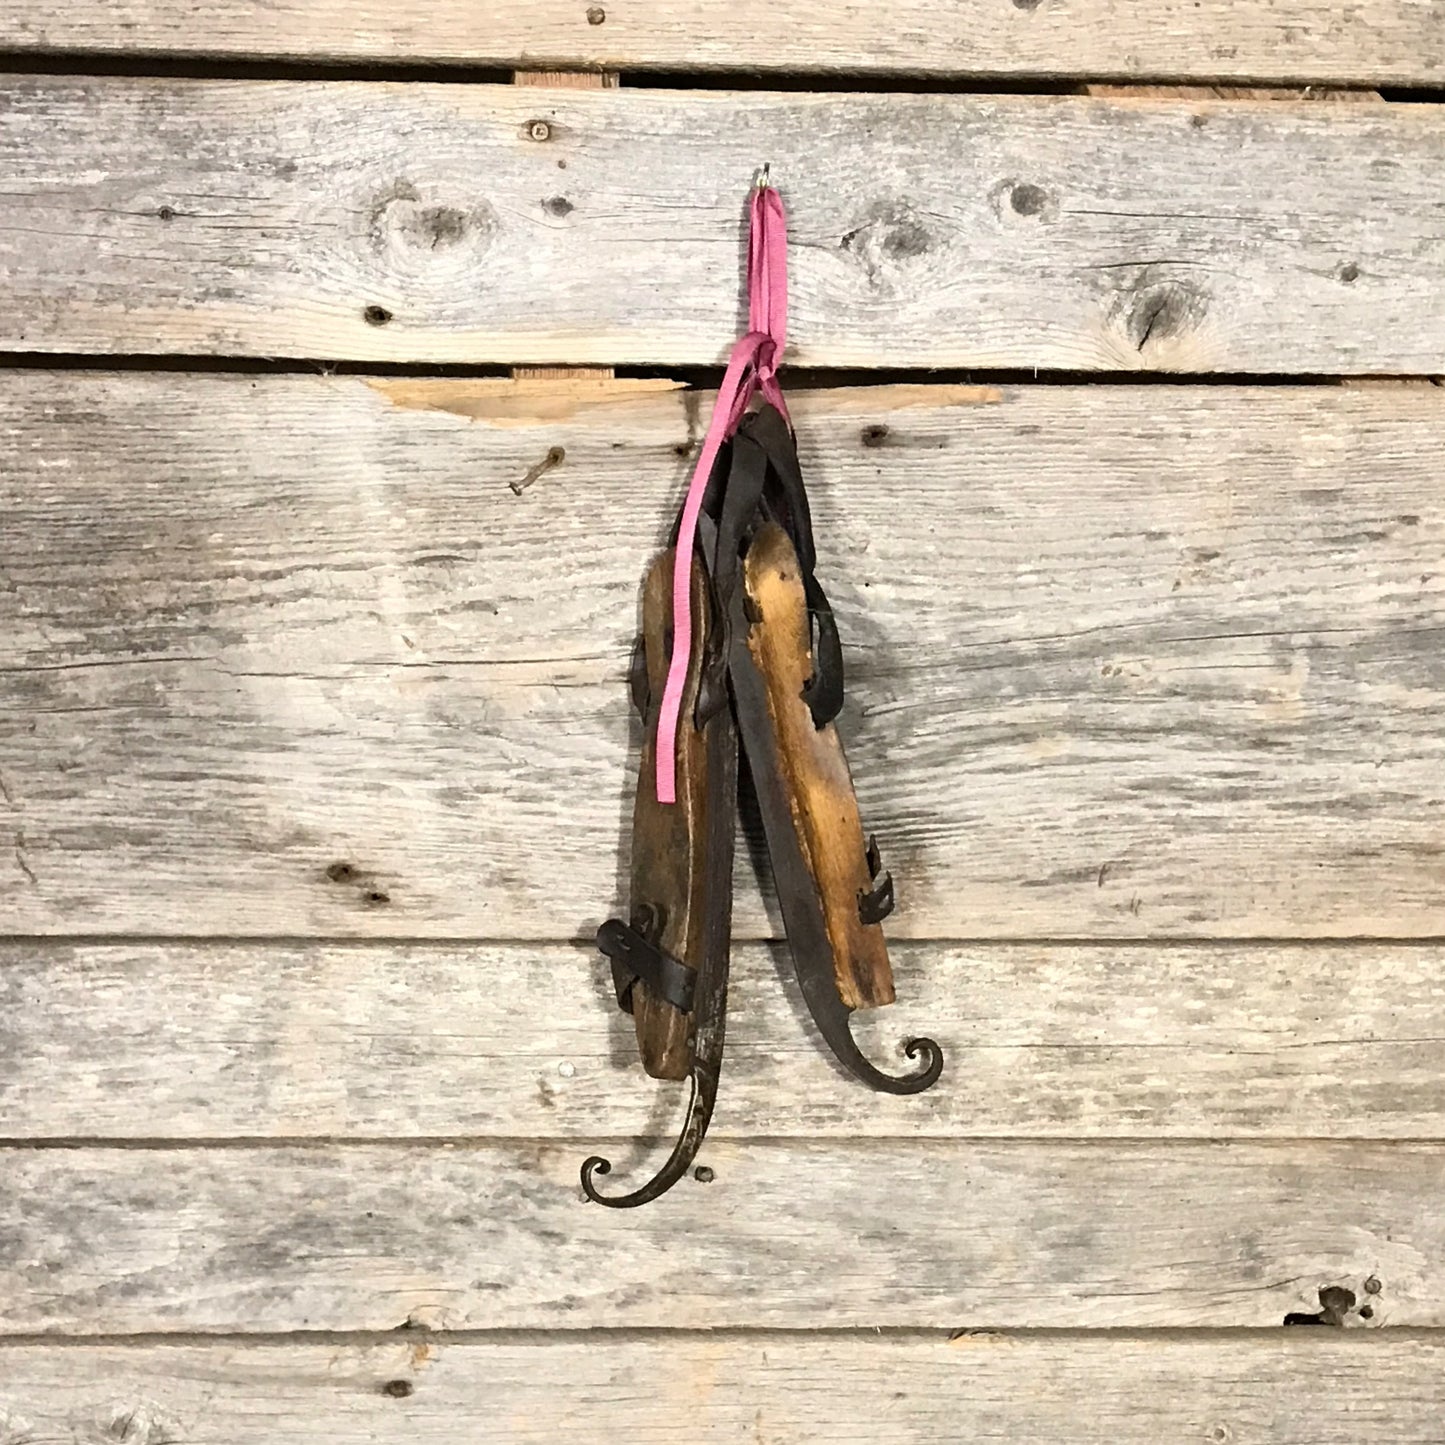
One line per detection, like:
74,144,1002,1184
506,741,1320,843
2,1335,1442,1443
6,376,1445,939
2,80,1444,369
0,1140,1438,1331
4,940,1445,1140
3,1,1442,86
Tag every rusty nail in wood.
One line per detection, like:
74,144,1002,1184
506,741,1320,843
512,445,566,496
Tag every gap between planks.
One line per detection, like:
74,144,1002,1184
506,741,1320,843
0,1325,1441,1344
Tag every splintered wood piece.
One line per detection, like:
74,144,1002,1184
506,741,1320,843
626,550,716,1079
743,523,895,1011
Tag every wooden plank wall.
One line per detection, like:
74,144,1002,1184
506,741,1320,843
2,4,1445,1439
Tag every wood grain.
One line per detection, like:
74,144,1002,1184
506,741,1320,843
3,1334,1443,1443
4,940,1445,1141
511,68,616,384
4,27,1440,1427
0,1140,1438,1331
2,78,1444,370
743,522,894,1010
3,0,1441,85
7,375,1445,939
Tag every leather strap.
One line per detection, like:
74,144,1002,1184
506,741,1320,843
742,405,816,572
597,917,697,1014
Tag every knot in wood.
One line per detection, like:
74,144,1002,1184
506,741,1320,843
840,206,935,287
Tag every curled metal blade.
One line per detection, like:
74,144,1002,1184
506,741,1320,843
580,1060,718,1208
793,951,943,1095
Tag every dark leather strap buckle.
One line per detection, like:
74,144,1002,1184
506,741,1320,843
597,916,697,1014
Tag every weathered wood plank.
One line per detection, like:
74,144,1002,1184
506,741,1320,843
3,1334,1442,1443
2,79,1443,370
0,1141,1437,1331
5,940,1445,1140
7,375,1445,939
4,1,1442,86
510,68,618,386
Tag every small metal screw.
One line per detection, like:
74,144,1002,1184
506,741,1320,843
529,120,552,142
1364,1275,1383,1294
693,1165,715,1184
587,5,607,23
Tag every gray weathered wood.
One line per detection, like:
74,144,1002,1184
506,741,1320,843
0,1141,1438,1331
4,0,1442,86
6,375,1445,939
2,1334,1442,1443
2,78,1443,369
5,940,1445,1140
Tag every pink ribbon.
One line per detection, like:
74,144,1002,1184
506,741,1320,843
654,182,789,804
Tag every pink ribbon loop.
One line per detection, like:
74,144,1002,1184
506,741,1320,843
654,183,788,804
